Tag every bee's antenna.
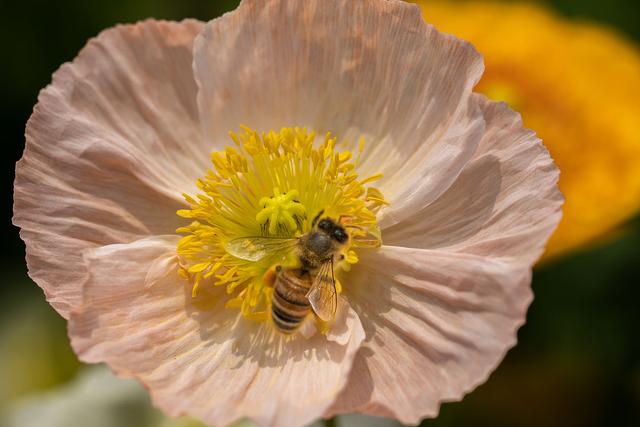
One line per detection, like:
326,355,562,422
311,209,324,228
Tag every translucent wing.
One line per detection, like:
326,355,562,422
306,259,337,321
225,236,297,261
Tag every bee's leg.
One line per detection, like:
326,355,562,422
262,265,280,287
311,209,325,228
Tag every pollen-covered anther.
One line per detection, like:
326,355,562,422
256,188,306,235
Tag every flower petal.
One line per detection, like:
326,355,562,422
194,0,484,225
328,245,533,424
68,236,365,427
383,95,563,263
13,19,206,317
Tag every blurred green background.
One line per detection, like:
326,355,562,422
1,1,639,426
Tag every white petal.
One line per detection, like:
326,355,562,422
194,0,484,225
329,246,532,424
13,20,205,317
383,95,563,264
69,236,365,427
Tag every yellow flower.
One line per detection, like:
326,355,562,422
414,0,640,259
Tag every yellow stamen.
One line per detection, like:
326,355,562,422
176,127,387,319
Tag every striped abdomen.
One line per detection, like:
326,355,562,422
271,269,312,333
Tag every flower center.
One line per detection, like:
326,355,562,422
176,126,387,321
256,188,306,236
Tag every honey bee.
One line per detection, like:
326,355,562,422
225,210,349,333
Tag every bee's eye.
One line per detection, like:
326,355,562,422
317,219,332,231
332,227,348,243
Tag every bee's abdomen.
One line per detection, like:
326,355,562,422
271,270,311,333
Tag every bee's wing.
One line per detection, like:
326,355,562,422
306,259,337,322
225,236,297,261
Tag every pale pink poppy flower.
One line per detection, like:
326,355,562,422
13,0,562,426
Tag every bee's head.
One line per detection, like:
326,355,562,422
306,214,349,261
317,218,349,244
